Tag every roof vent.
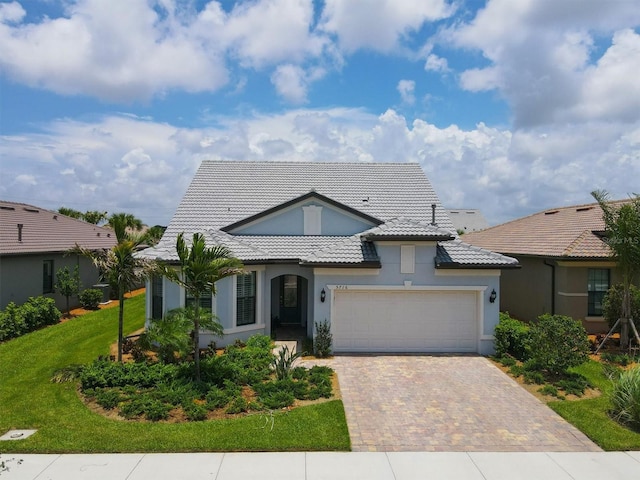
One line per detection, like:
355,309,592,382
97,232,100,237
17,224,23,242
431,204,437,226
362,196,369,203
1,206,15,211
23,208,39,213
576,206,594,212
544,210,559,215
53,215,58,220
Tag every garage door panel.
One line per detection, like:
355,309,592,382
332,290,478,353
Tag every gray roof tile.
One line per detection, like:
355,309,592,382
435,240,520,268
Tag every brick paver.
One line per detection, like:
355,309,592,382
319,355,602,452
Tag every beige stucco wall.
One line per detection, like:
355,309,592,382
500,256,624,334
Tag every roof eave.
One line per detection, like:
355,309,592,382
435,262,521,270
365,234,455,241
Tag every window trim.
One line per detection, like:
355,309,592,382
235,271,257,326
587,268,610,317
43,259,54,294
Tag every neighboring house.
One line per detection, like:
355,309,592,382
463,200,630,333
446,209,490,234
139,161,519,355
0,201,117,311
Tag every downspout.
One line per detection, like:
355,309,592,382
544,260,556,315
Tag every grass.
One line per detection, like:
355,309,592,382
548,360,640,450
0,294,350,453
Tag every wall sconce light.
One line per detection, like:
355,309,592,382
489,289,497,304
320,288,326,303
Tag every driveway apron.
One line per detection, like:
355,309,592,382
326,355,601,452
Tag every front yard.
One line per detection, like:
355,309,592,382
493,356,640,450
0,293,350,453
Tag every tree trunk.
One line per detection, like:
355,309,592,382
118,284,125,362
621,279,632,348
193,296,201,381
65,295,71,318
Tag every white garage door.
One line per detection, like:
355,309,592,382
332,289,478,353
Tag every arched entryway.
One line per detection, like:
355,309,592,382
271,274,308,343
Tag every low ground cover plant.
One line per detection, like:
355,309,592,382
78,334,334,422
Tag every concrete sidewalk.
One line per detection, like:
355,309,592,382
1,451,639,479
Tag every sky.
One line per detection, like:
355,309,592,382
1,0,639,228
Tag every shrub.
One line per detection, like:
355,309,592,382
205,386,230,409
314,320,332,358
496,356,516,367
225,396,248,414
508,365,524,377
523,371,545,385
601,352,632,366
602,283,640,332
493,312,530,361
556,374,590,396
79,289,103,310
528,314,590,375
610,366,640,428
538,384,562,398
95,388,123,410
0,297,61,342
184,403,208,421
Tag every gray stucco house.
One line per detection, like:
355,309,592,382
0,201,116,311
139,161,519,355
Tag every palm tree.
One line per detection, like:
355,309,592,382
592,190,640,348
108,213,143,242
72,230,153,361
161,232,244,380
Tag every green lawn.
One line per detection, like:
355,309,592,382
548,360,640,450
0,294,350,453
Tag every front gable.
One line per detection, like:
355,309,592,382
222,191,382,236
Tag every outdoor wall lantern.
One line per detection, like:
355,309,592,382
320,288,326,303
489,289,497,303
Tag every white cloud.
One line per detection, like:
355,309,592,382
271,64,310,104
424,53,449,73
397,80,416,105
3,108,638,226
319,0,453,53
448,0,640,127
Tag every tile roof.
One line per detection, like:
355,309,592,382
361,217,455,241
161,160,455,241
435,240,520,268
0,200,117,255
462,200,627,259
141,161,515,268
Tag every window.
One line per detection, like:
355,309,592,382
185,292,212,310
43,260,54,294
236,272,256,326
151,276,163,320
588,268,610,316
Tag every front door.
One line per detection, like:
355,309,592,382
280,275,302,324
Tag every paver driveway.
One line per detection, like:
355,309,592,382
326,355,601,452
